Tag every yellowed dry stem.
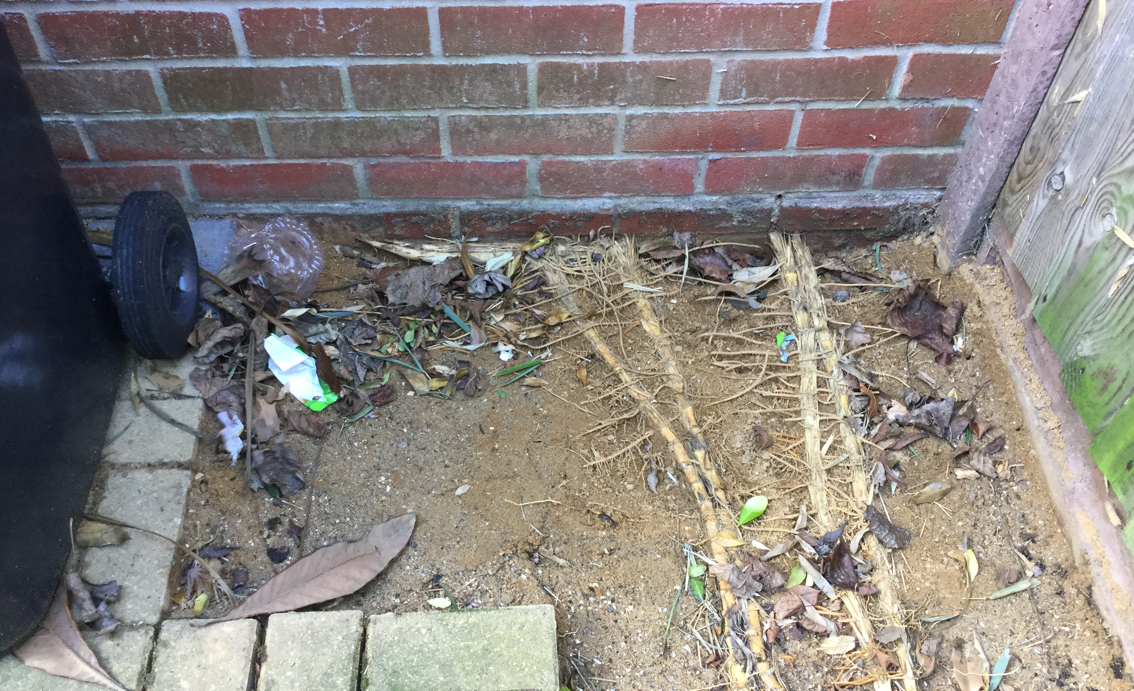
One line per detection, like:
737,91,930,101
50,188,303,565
543,264,752,690
771,233,916,691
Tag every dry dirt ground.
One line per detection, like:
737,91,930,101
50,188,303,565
171,226,1128,691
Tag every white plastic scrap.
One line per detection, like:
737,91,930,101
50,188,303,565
263,334,328,404
493,342,515,362
217,411,244,465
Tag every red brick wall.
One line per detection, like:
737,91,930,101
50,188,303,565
2,0,1015,233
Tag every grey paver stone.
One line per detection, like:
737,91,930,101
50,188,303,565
82,468,191,625
189,219,236,273
258,611,363,691
364,605,558,691
0,625,155,691
105,354,202,466
150,619,258,691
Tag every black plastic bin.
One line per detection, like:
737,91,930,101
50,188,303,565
0,28,126,651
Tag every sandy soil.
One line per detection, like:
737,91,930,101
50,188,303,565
172,226,1129,691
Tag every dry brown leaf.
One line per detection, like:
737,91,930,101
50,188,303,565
577,365,588,386
912,481,953,505
841,321,872,347
13,585,126,690
753,424,774,451
951,641,984,691
313,343,342,396
215,513,415,622
253,396,279,442
820,635,856,655
145,371,184,392
282,408,327,438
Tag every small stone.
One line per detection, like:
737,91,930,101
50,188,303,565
455,484,471,496
833,290,851,303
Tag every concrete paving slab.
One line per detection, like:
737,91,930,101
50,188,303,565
364,605,558,691
258,611,363,691
105,355,203,466
150,619,257,691
189,219,236,274
82,469,190,625
0,625,155,691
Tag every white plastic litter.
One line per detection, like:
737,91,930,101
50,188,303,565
263,334,328,404
217,411,244,465
493,342,515,361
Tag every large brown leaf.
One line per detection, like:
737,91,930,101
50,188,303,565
215,513,415,622
886,282,965,365
13,585,126,690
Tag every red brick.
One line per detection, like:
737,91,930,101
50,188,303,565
43,122,88,161
720,56,897,103
267,117,440,158
619,208,775,235
439,5,623,55
705,154,867,193
162,67,343,112
450,114,616,155
191,163,356,202
24,69,159,114
796,107,969,148
900,53,999,98
778,199,931,233
826,0,1013,48
871,152,957,188
350,64,526,110
63,165,185,204
86,118,263,161
343,213,451,240
539,159,697,197
2,13,39,61
366,161,527,199
460,211,614,237
240,8,428,57
537,60,710,107
634,3,819,51
39,11,235,62
625,111,793,152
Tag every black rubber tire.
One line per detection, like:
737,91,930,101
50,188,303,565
111,191,199,360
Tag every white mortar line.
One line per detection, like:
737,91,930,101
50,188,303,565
53,144,964,166
708,57,725,108
810,0,833,50
886,48,912,100
148,66,173,114
526,156,540,197
18,44,1007,70
785,106,804,149
860,153,881,188
438,113,451,156
353,161,371,199
622,1,636,55
527,61,539,109
74,117,100,162
23,10,56,63
177,162,200,203
224,7,251,58
255,117,275,158
41,97,983,121
339,65,357,110
693,156,708,193
426,6,443,57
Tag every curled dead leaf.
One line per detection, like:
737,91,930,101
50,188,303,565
911,481,953,505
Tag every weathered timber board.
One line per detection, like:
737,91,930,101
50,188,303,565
995,0,1134,536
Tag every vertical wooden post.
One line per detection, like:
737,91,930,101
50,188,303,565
933,0,1090,269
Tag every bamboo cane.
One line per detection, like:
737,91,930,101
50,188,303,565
543,264,749,691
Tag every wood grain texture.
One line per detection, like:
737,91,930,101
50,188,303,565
999,0,1119,236
933,0,1091,265
996,0,1134,523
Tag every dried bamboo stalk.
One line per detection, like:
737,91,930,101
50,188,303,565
636,297,781,691
543,264,749,691
771,234,832,529
773,234,915,691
